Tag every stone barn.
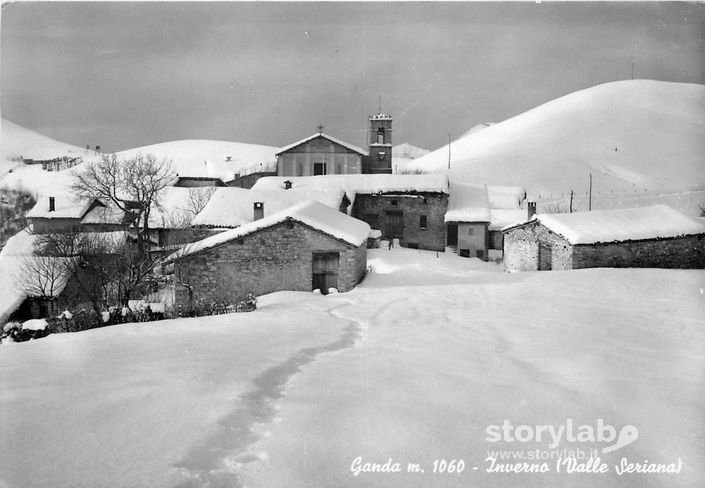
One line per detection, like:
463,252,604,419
502,205,705,272
166,200,370,310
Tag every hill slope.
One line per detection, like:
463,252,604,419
0,120,279,196
0,119,97,176
115,139,278,182
407,80,705,201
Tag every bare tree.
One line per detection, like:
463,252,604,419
186,187,217,217
72,153,175,254
72,153,175,302
21,231,127,312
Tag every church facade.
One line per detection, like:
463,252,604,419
276,111,394,176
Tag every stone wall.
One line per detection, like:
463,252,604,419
573,235,705,269
173,220,366,309
352,193,447,252
503,221,573,272
30,218,82,234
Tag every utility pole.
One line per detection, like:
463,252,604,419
631,56,635,80
448,133,451,170
588,173,593,211
569,190,574,213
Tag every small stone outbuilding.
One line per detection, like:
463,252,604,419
166,200,370,310
502,205,705,271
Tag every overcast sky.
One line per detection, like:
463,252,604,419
2,2,704,153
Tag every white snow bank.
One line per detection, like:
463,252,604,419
536,204,705,244
21,318,48,331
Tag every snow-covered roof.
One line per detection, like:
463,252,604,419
192,187,346,228
445,183,527,225
167,200,370,262
177,159,233,182
26,196,97,220
252,174,449,198
489,208,529,231
445,183,490,223
276,133,368,156
148,186,217,229
521,205,705,244
487,186,526,209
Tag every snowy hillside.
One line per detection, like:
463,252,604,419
404,80,705,202
115,140,278,182
0,119,97,176
1,248,702,488
392,143,430,170
0,119,99,196
0,120,279,197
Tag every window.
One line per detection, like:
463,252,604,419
419,215,427,229
468,227,475,235
378,152,386,160
391,199,398,206
377,128,385,144
313,162,326,176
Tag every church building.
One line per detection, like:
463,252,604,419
276,111,394,176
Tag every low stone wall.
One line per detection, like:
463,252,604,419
174,220,366,309
573,235,705,269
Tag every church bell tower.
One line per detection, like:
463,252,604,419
363,107,392,174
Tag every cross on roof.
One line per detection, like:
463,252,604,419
317,124,324,133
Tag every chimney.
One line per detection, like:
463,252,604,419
527,201,537,220
283,180,293,190
49,196,55,212
253,202,264,221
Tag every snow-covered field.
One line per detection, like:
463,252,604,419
1,248,703,488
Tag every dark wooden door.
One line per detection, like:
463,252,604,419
538,243,552,271
447,223,458,246
312,252,339,293
385,211,403,238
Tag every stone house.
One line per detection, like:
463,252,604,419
252,174,449,252
27,196,105,234
166,200,370,310
445,183,530,260
502,205,705,271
